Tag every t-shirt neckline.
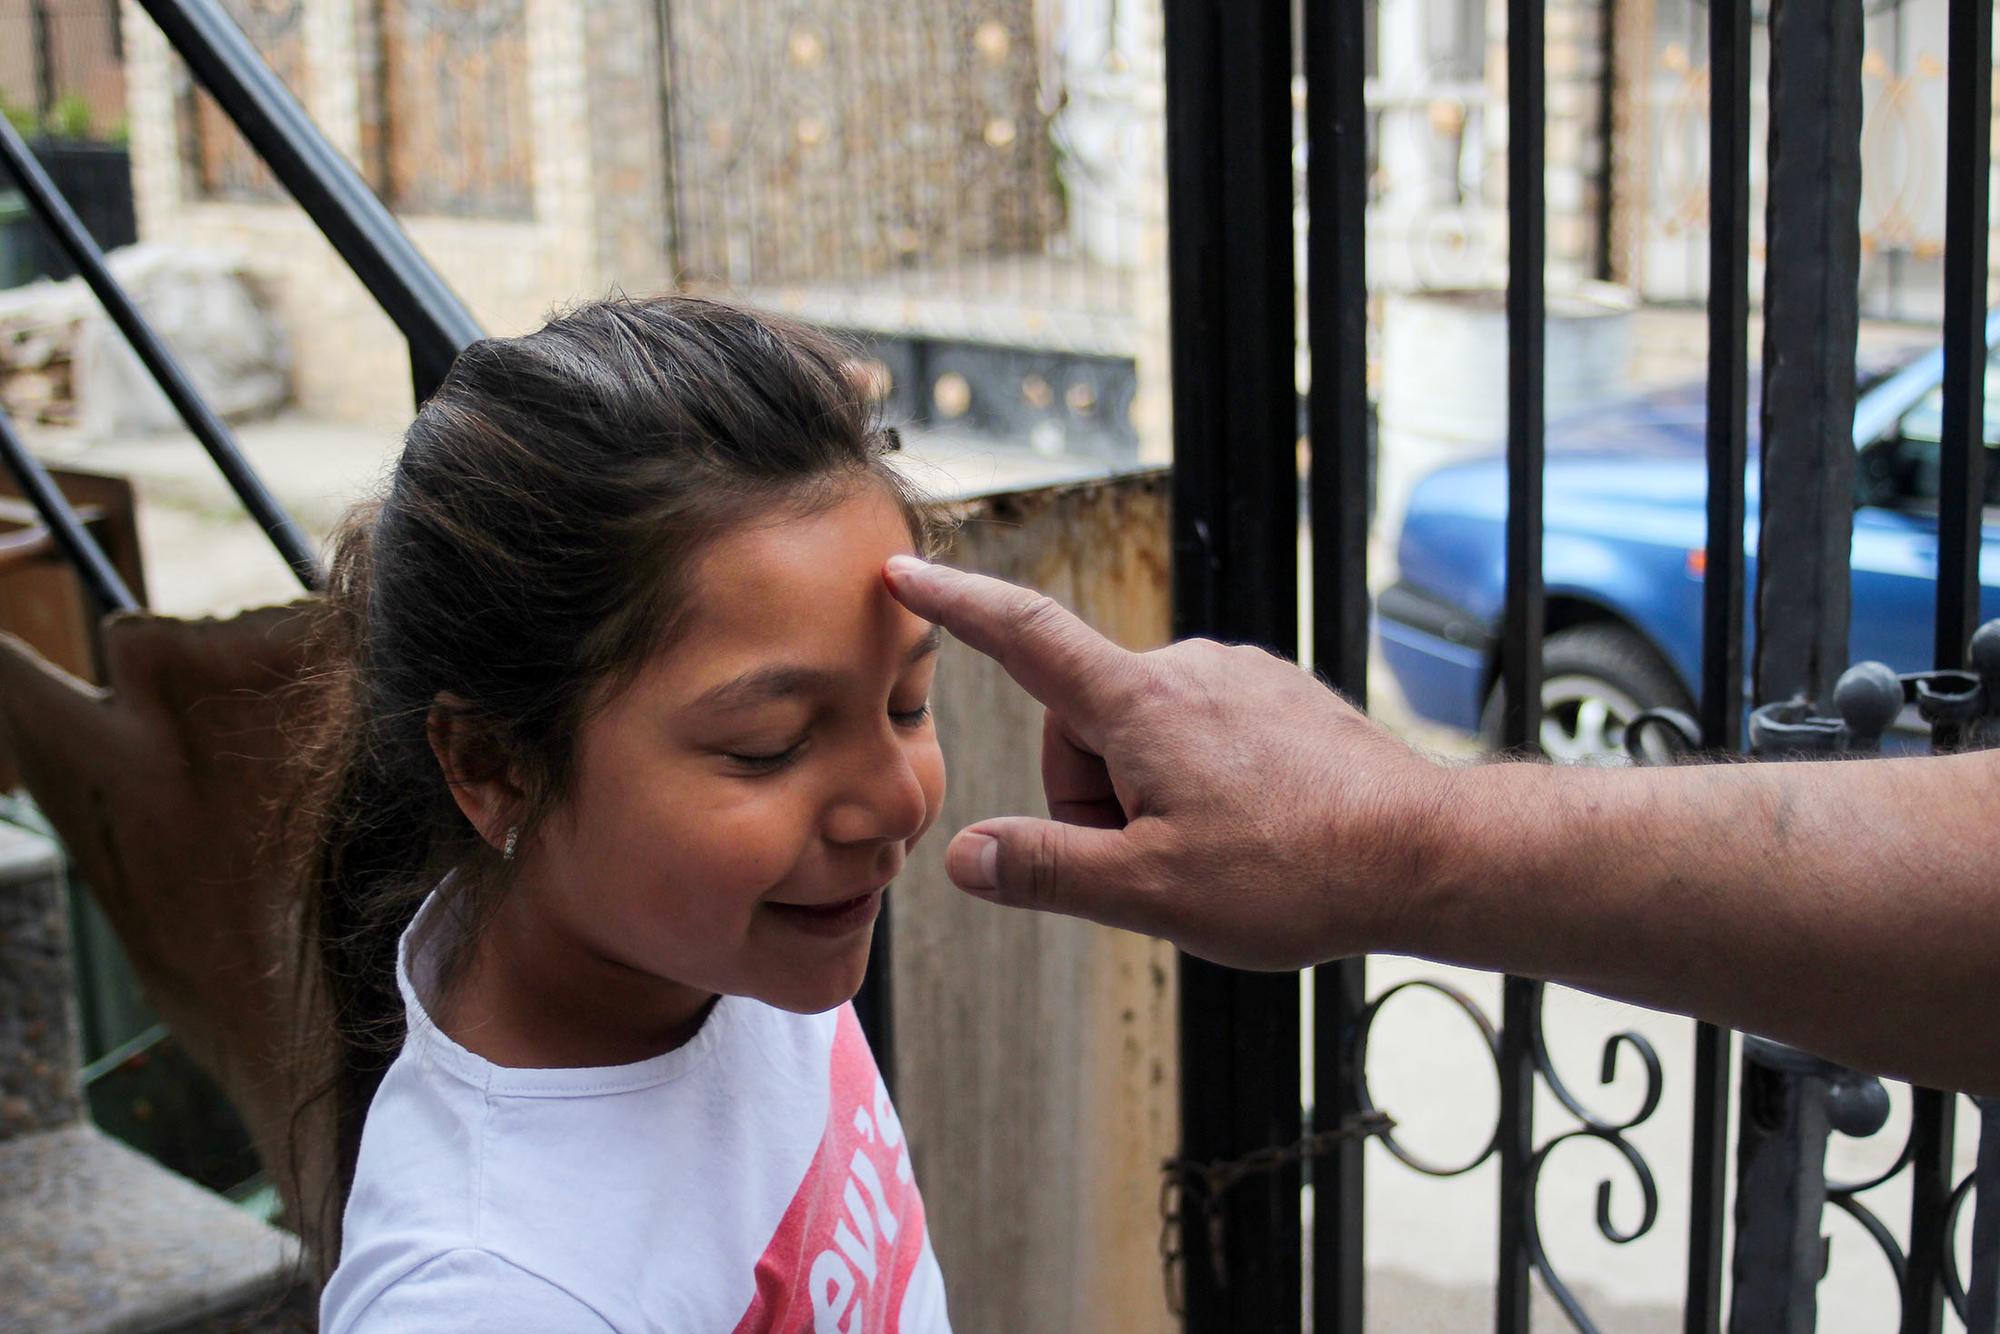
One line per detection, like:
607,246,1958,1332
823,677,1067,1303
395,883,736,1098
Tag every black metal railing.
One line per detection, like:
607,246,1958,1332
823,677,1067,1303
1162,0,1301,1321
0,114,318,592
131,0,480,397
0,0,486,613
1166,0,1999,1330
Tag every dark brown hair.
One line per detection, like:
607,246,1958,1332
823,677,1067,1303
300,294,928,1255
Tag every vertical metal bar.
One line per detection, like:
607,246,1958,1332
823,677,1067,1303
1907,12,1991,1315
1595,0,1620,284
1702,1,1751,755
1497,979,1538,1333
1497,0,1546,1328
1937,0,1993,717
1908,1090,1957,1333
0,407,137,615
1499,0,1547,758
31,0,54,122
1689,2,1751,1328
1730,5,1865,1329
1687,1025,1734,1333
1304,0,1369,1323
653,0,684,280
1967,1099,2000,1333
1751,0,1863,711
1878,8,1996,1325
1164,0,1301,1326
1728,1041,1839,1334
1306,0,1370,706
0,115,322,591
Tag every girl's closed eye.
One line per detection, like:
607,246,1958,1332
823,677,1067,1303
728,698,929,770
722,734,809,772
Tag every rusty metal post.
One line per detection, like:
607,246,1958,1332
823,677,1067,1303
1729,1040,1890,1332
1753,0,1863,710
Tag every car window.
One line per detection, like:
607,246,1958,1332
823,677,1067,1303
1864,352,2000,509
1896,351,2000,448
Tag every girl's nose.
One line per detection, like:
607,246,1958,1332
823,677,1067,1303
824,731,931,847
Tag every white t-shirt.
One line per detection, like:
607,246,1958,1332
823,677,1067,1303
320,890,951,1332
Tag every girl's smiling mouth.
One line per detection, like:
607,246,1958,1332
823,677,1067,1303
764,888,885,938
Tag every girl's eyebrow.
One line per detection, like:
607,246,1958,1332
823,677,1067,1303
693,627,943,712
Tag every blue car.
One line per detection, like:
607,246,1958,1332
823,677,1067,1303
1377,315,2000,761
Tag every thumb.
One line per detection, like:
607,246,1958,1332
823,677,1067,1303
945,817,1147,927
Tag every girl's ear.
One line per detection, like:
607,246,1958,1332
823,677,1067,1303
426,694,523,853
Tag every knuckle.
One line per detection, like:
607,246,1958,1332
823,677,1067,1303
1021,824,1065,909
1010,593,1067,642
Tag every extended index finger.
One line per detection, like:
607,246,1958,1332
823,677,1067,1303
883,556,1132,731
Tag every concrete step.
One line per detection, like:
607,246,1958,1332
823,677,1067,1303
0,1123,303,1333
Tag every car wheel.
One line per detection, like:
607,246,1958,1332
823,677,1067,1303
1479,623,1694,765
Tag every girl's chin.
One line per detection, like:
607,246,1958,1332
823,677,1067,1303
749,948,874,1017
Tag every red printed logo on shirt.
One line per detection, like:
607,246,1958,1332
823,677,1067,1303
733,1006,928,1333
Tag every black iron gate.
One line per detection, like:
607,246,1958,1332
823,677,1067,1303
1165,0,2000,1330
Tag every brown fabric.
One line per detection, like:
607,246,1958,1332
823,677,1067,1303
0,602,338,1269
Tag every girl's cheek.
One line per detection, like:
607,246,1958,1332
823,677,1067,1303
695,783,822,873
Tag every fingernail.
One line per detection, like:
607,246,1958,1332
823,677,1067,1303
885,554,931,579
960,832,999,892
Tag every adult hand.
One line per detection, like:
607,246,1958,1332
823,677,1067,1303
882,555,1453,969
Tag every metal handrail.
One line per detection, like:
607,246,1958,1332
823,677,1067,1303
134,0,482,400
0,116,321,590
0,408,136,614
0,0,491,608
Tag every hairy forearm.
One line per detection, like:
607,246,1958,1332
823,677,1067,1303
1401,750,2000,1094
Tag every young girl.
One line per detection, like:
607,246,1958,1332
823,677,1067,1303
308,296,952,1330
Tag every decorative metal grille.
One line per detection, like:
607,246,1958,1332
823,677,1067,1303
667,0,1055,285
1178,0,2000,1329
662,0,1144,352
370,0,532,219
175,0,303,202
1630,0,1973,320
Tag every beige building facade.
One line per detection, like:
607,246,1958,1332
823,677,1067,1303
122,0,671,425
117,0,1987,435
120,0,1119,430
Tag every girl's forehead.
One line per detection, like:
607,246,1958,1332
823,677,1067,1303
673,486,923,664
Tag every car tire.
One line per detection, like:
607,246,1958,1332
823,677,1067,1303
1479,622,1694,764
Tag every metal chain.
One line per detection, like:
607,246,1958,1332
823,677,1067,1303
1158,1110,1395,1314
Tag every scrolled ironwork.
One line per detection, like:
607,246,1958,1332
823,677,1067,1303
1825,1189,1911,1297
1526,1003,1665,1137
1357,973,1670,1333
1940,1168,1979,1320
1825,1105,1916,1197
1353,977,1502,1177
1520,1127,1663,1328
1517,980,1668,1331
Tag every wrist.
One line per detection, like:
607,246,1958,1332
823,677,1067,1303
1376,757,1552,966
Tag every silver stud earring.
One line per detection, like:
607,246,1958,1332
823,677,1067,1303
502,827,519,862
